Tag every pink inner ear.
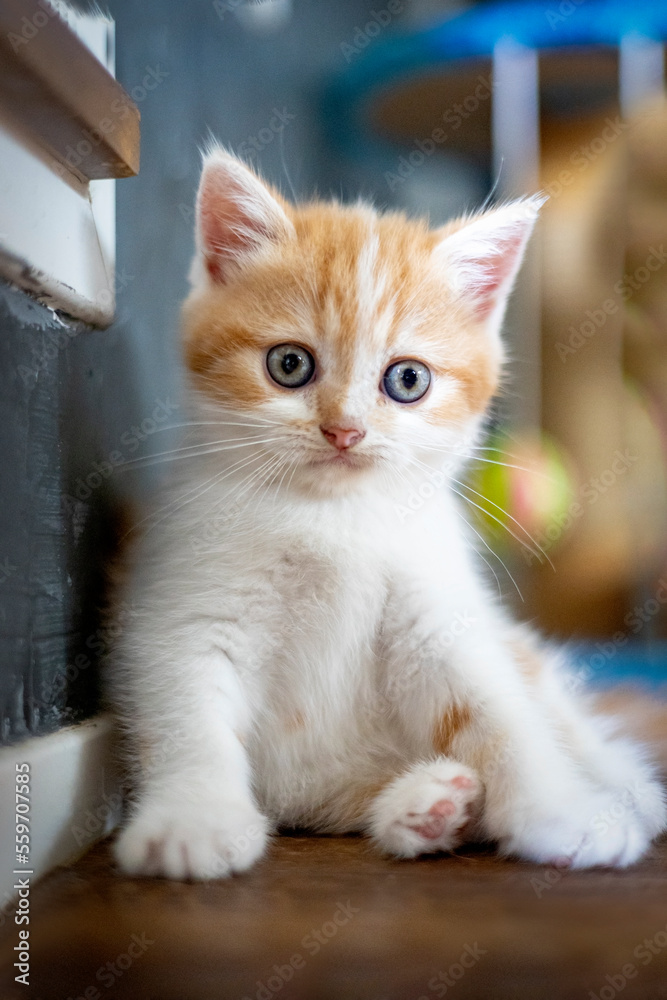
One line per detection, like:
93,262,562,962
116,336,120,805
468,230,527,319
199,173,272,284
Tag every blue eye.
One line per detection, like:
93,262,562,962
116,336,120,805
383,360,431,403
267,344,315,388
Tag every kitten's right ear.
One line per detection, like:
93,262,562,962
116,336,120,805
194,148,295,284
433,195,545,331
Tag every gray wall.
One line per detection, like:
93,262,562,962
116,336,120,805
0,280,136,742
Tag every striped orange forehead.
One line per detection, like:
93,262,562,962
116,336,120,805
182,199,499,425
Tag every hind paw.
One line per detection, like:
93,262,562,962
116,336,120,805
368,759,483,858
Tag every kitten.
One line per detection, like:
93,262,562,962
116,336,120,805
110,148,666,880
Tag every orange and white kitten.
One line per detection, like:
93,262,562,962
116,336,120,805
110,149,666,879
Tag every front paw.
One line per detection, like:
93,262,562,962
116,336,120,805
114,795,270,880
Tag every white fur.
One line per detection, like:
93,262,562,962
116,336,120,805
110,407,666,876
110,170,665,880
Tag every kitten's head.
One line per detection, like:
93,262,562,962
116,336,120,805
182,148,542,496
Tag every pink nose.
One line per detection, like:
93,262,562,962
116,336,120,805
320,425,366,451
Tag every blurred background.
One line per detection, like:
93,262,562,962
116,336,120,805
2,0,667,746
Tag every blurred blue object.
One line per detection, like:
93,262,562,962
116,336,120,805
574,643,667,689
330,0,667,93
324,0,667,155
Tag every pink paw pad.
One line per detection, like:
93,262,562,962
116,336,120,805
371,762,482,858
409,798,457,840
450,775,474,790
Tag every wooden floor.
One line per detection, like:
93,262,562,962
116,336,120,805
2,833,667,1000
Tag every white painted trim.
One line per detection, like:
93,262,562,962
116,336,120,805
0,10,116,326
0,715,122,917
0,126,115,326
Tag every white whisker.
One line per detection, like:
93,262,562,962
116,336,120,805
420,444,560,483
129,449,276,538
453,504,523,601
115,437,284,472
451,476,555,571
447,482,545,568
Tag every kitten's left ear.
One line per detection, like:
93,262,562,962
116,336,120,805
434,195,546,329
193,147,295,285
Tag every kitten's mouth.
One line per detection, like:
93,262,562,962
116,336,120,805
309,451,369,470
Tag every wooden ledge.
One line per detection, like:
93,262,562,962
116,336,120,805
2,834,667,998
0,0,139,180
